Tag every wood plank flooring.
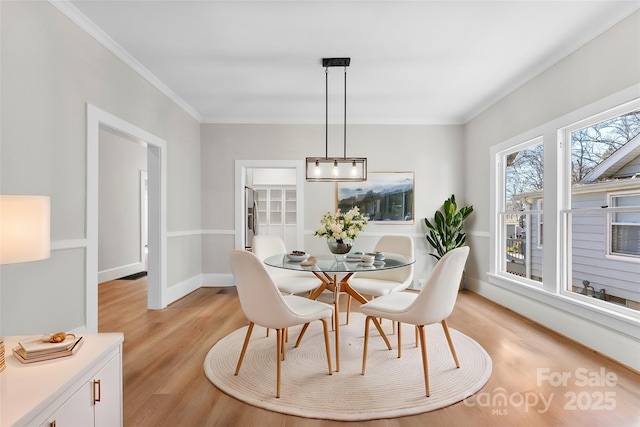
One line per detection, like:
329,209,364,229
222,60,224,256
99,278,640,426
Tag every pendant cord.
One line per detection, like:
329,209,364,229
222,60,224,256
343,66,347,159
325,67,329,159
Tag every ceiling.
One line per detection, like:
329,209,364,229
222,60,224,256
64,0,639,125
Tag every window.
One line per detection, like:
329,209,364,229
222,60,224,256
497,137,544,284
491,94,640,321
564,105,640,312
609,192,640,257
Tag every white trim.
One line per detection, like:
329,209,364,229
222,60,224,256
98,262,145,284
470,275,640,371
234,160,305,250
487,85,640,368
49,0,202,122
486,273,639,334
140,170,148,269
167,230,206,238
50,239,87,251
165,275,202,305
166,230,237,237
202,229,236,235
468,230,490,239
201,273,235,288
87,104,168,334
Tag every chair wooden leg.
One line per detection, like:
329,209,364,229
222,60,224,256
415,326,418,347
294,323,310,347
235,322,255,375
441,319,460,368
281,329,286,361
276,328,283,398
417,325,430,397
361,316,372,375
320,318,333,374
266,328,269,337
397,321,402,358
334,297,341,373
346,295,352,324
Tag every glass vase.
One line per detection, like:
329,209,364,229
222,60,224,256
327,239,353,261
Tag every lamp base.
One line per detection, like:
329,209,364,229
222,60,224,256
0,336,5,372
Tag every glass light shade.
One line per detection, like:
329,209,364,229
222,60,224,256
0,195,51,264
305,158,367,182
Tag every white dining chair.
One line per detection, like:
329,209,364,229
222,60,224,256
229,250,333,398
347,235,414,323
360,246,470,397
253,235,322,296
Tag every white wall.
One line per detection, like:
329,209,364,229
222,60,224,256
201,123,466,286
0,1,201,334
463,11,640,369
98,127,147,282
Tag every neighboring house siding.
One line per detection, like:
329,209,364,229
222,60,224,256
617,156,640,177
529,189,639,303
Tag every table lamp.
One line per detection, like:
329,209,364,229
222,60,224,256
0,195,51,372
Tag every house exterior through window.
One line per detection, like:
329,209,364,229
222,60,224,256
491,97,640,319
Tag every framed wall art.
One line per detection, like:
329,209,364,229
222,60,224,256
336,172,414,224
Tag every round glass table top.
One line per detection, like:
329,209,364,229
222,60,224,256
263,253,415,273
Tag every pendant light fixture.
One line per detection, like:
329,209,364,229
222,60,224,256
306,58,367,181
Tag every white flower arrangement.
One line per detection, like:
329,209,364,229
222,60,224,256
313,207,368,242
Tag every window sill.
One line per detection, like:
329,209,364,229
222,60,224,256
487,272,639,340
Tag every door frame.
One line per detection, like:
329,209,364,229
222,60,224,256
235,160,305,250
87,104,168,332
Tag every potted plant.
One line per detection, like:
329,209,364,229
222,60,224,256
424,195,473,288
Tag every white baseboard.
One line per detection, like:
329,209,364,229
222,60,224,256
201,273,235,287
166,275,203,305
164,273,235,306
98,262,145,283
465,276,640,371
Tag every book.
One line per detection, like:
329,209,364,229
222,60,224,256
18,334,80,357
13,337,83,364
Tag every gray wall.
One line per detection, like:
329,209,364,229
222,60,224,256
200,123,466,285
463,11,640,368
0,1,201,335
98,127,147,281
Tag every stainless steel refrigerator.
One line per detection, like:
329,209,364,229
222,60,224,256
245,186,258,249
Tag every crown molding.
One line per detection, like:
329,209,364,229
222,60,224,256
48,0,203,123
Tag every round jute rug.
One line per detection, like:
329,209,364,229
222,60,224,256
204,313,491,421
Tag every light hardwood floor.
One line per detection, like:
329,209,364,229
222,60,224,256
99,277,639,426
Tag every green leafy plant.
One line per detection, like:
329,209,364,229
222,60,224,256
424,195,474,260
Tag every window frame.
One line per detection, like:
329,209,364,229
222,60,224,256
495,136,544,286
489,86,640,336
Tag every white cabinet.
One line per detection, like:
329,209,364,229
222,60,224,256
1,333,124,427
40,381,93,426
285,189,297,225
255,186,297,249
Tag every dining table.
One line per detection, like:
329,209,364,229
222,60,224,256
263,252,416,372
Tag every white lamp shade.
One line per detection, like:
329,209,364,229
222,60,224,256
0,195,50,264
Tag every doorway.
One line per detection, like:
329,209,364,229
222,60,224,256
87,104,168,332
97,127,148,283
235,160,305,251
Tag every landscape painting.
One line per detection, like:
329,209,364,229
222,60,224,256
336,172,414,224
